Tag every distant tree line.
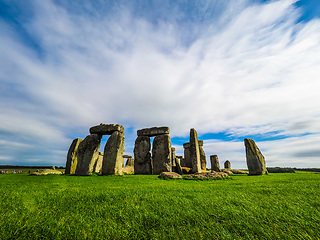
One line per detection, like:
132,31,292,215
267,167,295,173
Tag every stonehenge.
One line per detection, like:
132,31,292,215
66,124,267,177
134,127,172,175
66,124,125,176
244,138,268,175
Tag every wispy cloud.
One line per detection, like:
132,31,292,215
0,0,319,167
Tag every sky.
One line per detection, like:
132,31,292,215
0,0,320,169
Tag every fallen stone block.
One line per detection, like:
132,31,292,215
158,172,182,179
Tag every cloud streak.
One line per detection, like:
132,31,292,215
0,0,319,167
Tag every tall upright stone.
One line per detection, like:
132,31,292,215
210,155,221,172
75,134,102,175
171,147,176,167
102,131,125,175
177,156,184,166
244,138,268,175
224,160,231,170
183,143,192,168
190,128,201,173
174,157,183,175
152,134,172,175
65,138,82,174
198,140,207,171
134,136,152,174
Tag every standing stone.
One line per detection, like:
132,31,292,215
65,138,82,174
210,155,221,172
171,147,176,167
152,134,172,175
183,143,192,168
75,134,102,175
177,156,184,166
224,160,231,170
102,131,125,175
93,152,103,173
134,136,152,174
244,138,268,175
198,140,207,171
124,156,134,167
190,128,201,173
174,157,183,175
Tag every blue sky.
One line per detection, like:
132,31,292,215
1,0,320,169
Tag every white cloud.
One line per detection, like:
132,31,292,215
0,0,319,167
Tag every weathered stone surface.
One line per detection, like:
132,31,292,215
183,142,190,148
90,124,124,135
210,155,221,172
183,141,205,169
173,157,183,175
199,145,206,171
230,169,247,174
171,147,176,167
125,157,134,167
152,134,172,175
65,138,82,174
177,156,184,167
75,134,102,175
102,131,125,175
244,138,268,175
190,128,201,173
137,126,170,137
183,143,192,168
181,167,191,174
185,171,229,179
134,136,152,174
222,169,233,175
122,157,134,174
122,166,134,175
93,152,103,173
158,172,182,179
224,160,231,170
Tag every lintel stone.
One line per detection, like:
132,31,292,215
90,124,124,135
137,126,169,137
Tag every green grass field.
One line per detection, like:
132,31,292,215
0,172,319,239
